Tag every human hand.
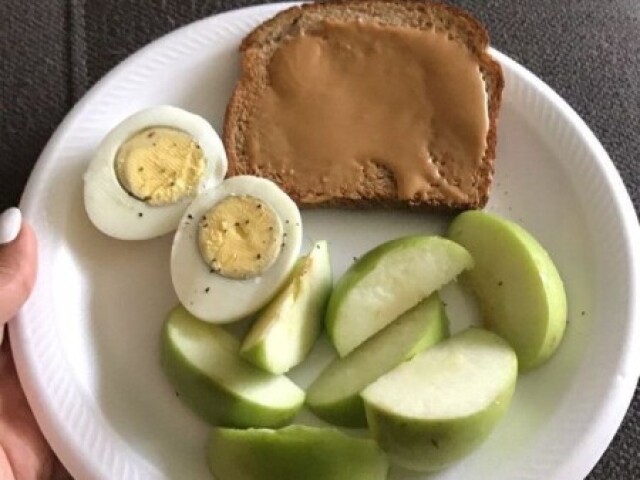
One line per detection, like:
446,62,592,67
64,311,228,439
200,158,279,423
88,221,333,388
0,208,70,480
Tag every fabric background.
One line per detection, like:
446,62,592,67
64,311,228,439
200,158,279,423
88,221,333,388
1,0,638,478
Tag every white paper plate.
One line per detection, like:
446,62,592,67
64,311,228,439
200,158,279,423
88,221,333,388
11,3,640,480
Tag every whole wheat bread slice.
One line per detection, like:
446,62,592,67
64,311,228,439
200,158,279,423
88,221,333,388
224,0,504,210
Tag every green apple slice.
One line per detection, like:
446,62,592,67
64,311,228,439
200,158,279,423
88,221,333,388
307,294,448,427
362,328,517,472
326,235,472,356
208,425,389,480
240,241,332,374
448,211,567,371
161,306,304,428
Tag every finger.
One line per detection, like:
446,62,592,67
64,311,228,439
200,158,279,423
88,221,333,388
0,446,16,480
0,209,38,325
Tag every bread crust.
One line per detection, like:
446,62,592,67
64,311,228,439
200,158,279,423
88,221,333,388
224,0,504,211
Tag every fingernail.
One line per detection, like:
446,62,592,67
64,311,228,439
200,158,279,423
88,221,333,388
0,207,22,245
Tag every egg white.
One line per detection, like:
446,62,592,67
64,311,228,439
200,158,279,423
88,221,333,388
83,105,227,240
171,176,303,323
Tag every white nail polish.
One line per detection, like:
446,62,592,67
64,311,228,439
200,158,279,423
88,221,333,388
0,207,22,245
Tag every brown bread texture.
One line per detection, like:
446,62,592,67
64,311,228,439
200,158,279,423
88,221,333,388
224,0,504,210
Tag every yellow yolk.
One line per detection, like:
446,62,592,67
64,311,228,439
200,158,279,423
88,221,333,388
115,127,205,206
198,196,284,279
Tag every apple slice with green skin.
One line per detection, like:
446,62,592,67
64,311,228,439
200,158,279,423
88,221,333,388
208,425,389,480
240,241,332,374
307,293,448,428
161,306,304,428
326,235,473,356
448,211,567,371
362,328,517,472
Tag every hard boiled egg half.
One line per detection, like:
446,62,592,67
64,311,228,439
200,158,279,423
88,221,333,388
84,106,227,240
171,176,302,323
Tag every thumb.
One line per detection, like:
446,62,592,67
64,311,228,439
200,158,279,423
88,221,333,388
0,208,38,325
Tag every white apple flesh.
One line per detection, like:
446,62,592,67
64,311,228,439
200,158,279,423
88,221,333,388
307,294,448,427
240,241,332,374
362,328,518,471
161,306,304,428
326,235,473,356
448,211,567,371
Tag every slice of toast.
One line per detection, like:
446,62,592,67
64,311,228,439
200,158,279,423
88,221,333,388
224,0,504,210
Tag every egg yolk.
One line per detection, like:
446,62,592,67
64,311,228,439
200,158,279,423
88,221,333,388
198,196,284,279
115,127,205,206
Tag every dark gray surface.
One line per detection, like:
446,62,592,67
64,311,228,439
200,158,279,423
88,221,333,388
1,1,638,478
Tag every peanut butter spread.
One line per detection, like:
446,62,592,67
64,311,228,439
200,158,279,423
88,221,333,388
246,21,489,203
115,127,205,206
